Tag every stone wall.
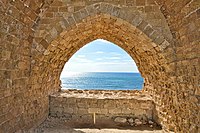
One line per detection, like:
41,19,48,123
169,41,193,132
0,0,199,133
49,90,157,127
30,1,175,131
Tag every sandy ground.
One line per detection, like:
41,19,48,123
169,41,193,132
76,129,164,133
31,117,164,133
35,128,164,133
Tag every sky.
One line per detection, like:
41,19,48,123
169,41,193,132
60,39,139,76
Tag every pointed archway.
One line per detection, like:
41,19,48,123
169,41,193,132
28,3,175,131
60,39,144,90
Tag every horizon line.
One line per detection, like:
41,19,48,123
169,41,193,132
63,71,140,73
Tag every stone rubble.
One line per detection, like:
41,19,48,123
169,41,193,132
114,116,156,127
114,117,127,123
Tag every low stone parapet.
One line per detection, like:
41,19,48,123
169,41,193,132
49,89,158,127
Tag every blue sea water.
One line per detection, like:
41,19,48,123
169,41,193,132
61,72,144,90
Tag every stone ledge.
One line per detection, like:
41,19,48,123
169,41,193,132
52,89,153,100
49,89,158,128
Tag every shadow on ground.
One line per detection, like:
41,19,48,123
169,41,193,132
30,117,163,133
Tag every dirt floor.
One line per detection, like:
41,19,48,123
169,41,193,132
31,117,164,133
34,128,164,133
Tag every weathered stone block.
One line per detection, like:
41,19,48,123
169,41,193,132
88,108,100,113
63,107,74,114
86,5,97,16
111,6,121,17
149,31,160,41
100,3,113,14
114,117,127,123
137,20,148,31
1,51,11,60
77,103,88,108
131,15,143,26
153,35,165,45
141,102,153,109
100,108,108,114
59,18,70,30
49,28,58,39
147,0,156,5
160,40,170,50
109,108,121,114
143,25,154,36
125,0,136,6
65,15,76,26
73,11,82,23
77,108,88,114
40,39,49,49
80,8,89,18
59,6,68,12
136,0,145,6
122,108,132,114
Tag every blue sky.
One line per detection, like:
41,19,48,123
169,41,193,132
61,39,139,76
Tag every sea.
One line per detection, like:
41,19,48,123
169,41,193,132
61,72,144,90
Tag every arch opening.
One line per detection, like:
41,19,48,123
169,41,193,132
30,12,174,131
60,39,144,90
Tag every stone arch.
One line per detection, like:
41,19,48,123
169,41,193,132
29,3,176,131
33,2,172,53
0,0,199,132
32,12,172,86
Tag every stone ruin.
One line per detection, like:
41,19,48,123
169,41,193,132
49,90,158,127
0,0,199,133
